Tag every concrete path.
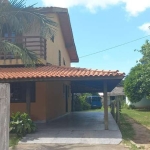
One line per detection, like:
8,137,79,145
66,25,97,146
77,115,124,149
10,144,129,150
20,112,122,144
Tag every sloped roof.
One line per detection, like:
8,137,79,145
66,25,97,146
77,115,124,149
108,87,125,96
0,65,125,81
38,7,79,62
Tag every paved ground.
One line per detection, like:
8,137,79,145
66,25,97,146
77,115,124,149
10,144,129,150
20,112,122,144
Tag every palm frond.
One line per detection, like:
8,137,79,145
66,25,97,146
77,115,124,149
0,0,57,39
0,0,58,66
0,40,42,66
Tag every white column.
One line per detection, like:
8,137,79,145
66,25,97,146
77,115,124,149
0,83,10,150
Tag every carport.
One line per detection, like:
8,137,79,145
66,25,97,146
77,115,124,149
71,74,124,130
0,65,125,144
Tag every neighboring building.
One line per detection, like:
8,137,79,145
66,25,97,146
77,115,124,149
108,87,125,105
126,97,150,108
99,87,125,105
0,7,125,123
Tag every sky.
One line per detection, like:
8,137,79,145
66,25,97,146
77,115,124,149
26,0,150,74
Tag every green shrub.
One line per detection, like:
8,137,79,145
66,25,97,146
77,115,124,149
10,112,37,137
129,104,136,109
74,94,91,111
122,103,129,109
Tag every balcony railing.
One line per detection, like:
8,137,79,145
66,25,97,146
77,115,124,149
0,36,47,61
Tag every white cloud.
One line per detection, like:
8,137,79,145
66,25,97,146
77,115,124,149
139,23,150,34
123,0,150,16
42,0,150,16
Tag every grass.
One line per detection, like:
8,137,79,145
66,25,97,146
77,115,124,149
121,108,150,128
120,111,137,150
120,108,150,150
9,134,20,148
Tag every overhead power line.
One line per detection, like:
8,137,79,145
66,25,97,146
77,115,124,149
79,35,150,58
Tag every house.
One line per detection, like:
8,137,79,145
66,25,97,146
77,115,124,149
126,97,150,108
99,87,125,105
0,7,125,129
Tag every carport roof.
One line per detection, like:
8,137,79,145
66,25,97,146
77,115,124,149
0,65,124,80
0,65,125,92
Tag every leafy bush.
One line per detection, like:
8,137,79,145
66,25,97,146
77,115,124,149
10,112,37,136
121,103,136,109
128,104,136,109
122,103,129,109
74,93,91,111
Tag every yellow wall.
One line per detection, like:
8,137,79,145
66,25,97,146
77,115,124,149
10,81,72,122
46,81,72,121
46,13,71,67
10,82,47,121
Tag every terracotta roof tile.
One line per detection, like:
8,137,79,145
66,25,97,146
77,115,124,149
0,65,125,80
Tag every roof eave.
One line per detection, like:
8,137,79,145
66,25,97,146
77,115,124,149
38,7,79,63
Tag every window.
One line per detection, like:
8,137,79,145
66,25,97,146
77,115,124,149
10,82,36,103
59,50,61,66
63,58,66,66
2,24,16,44
2,25,16,59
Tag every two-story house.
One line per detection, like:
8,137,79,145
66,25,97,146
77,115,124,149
0,7,124,128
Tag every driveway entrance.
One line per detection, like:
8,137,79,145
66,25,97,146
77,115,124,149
20,112,122,144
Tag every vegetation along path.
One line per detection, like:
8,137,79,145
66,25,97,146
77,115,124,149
120,108,150,150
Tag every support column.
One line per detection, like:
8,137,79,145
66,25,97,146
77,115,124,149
71,93,74,112
103,81,108,130
26,82,31,115
0,83,10,150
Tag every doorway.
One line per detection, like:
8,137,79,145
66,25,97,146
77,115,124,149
65,85,68,112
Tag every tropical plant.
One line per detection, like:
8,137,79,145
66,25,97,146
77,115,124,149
124,40,150,103
10,112,37,136
0,0,57,66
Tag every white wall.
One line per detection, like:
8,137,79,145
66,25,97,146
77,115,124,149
126,97,150,108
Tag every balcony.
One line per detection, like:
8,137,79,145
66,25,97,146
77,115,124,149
0,36,47,65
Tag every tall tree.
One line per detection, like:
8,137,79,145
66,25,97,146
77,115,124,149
124,40,150,102
0,0,57,66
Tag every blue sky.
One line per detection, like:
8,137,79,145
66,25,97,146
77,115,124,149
26,0,150,74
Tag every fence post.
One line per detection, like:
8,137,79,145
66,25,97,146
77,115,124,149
110,101,115,118
117,98,120,126
0,83,10,150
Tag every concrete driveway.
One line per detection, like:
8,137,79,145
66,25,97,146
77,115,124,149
20,112,122,144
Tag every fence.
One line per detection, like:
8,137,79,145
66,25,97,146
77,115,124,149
110,97,121,126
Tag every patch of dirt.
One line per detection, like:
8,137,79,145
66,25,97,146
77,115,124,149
126,117,150,150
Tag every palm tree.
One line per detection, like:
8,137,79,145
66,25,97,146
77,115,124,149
0,0,57,66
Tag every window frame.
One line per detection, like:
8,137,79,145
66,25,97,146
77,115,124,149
59,50,61,66
10,82,36,103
